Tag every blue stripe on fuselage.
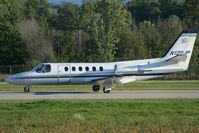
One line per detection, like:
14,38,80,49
12,72,172,80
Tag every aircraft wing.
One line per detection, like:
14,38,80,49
92,77,115,85
92,75,136,85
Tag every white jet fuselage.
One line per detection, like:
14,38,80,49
6,58,162,85
5,30,197,93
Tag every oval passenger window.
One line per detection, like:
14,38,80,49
72,67,76,71
65,67,68,71
99,66,103,71
92,67,96,71
85,67,89,71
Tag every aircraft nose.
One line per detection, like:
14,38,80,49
5,72,31,85
5,76,13,84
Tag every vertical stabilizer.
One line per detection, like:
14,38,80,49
162,30,197,70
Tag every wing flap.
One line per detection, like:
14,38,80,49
92,76,137,85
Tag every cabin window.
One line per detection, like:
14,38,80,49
72,67,76,71
99,66,103,71
45,65,51,72
79,67,82,71
85,67,89,71
36,64,44,73
65,67,68,71
92,67,96,71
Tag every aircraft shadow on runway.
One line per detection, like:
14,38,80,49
33,90,197,95
33,91,91,95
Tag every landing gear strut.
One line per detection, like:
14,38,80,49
103,87,111,93
24,86,30,93
92,85,100,92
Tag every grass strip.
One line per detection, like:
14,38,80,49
0,99,199,133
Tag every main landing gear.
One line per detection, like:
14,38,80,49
103,87,110,93
24,86,30,93
92,85,100,92
92,85,111,93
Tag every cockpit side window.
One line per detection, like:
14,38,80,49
45,65,51,72
36,64,44,73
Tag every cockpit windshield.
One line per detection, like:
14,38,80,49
35,64,45,73
34,64,51,73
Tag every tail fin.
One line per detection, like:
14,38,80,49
162,30,197,71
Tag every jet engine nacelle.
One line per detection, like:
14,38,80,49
114,64,139,75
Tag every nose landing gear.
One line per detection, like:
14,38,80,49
24,86,30,93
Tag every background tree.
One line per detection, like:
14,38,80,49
23,0,50,30
183,0,199,29
48,2,81,62
127,0,161,22
81,0,132,62
0,0,28,65
159,0,184,19
0,23,28,65
157,15,183,55
51,2,80,30
18,19,56,64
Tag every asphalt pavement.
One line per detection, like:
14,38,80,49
0,90,199,99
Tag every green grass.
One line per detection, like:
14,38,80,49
0,80,199,91
115,80,199,90
0,99,199,133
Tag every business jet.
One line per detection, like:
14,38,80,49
6,30,197,93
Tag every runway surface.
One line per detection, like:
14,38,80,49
0,90,199,99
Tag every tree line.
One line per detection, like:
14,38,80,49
0,0,199,78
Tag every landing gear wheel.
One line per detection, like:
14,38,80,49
93,85,100,92
103,87,110,93
24,86,30,93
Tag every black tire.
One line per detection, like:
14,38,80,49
24,87,30,93
103,87,110,93
93,85,100,92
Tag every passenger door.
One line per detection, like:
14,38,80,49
57,65,71,84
